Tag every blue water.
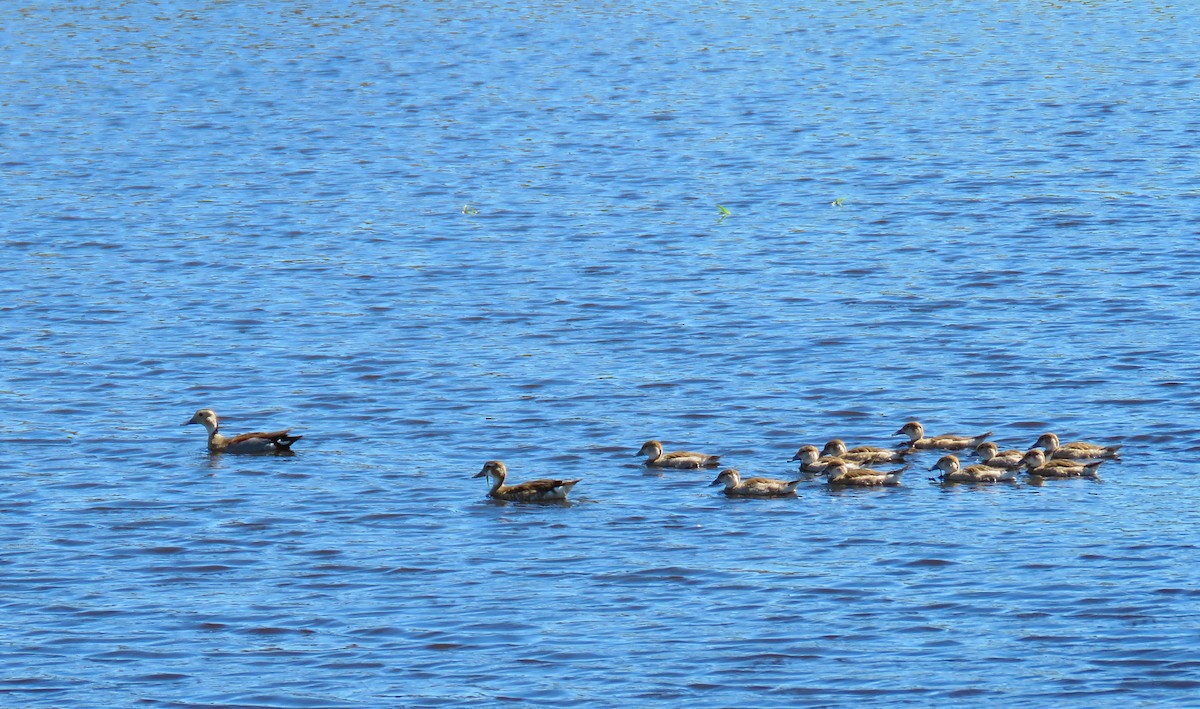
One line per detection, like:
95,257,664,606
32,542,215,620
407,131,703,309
4,2,1200,706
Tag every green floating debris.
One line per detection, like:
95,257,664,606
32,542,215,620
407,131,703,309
462,205,480,215
831,197,845,207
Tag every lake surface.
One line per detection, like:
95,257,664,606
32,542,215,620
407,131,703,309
4,2,1200,706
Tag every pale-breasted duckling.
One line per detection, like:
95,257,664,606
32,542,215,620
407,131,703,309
972,441,1026,470
473,461,580,502
821,438,913,464
636,440,721,469
894,421,992,450
825,462,903,487
788,445,859,474
930,454,1016,483
183,408,302,454
1020,449,1103,478
1034,432,1121,461
709,469,801,497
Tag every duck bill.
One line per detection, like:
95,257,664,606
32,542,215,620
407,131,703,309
708,478,724,487
472,470,488,478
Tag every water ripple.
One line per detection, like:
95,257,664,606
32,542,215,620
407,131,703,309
3,2,1200,707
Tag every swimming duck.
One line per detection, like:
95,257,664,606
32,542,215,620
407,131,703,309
971,441,1026,470
182,408,302,453
1020,449,1103,478
894,421,992,450
825,462,904,487
636,440,721,469
709,469,801,497
473,461,580,502
930,454,1016,483
788,445,859,474
821,438,913,464
1034,432,1121,460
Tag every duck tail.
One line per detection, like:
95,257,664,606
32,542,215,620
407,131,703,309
276,434,303,450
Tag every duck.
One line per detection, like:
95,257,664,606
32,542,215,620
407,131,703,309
788,445,859,474
894,421,992,450
709,469,801,497
930,454,1016,483
1020,449,1103,478
1034,432,1121,460
825,462,904,487
821,438,913,464
636,440,720,469
971,441,1026,470
182,408,302,453
473,461,580,502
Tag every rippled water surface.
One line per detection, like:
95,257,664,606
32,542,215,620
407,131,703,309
4,2,1200,706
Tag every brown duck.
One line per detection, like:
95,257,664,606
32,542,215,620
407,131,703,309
972,442,1026,470
788,445,858,474
1034,433,1121,460
1020,449,1103,478
821,438,912,464
894,421,991,450
930,454,1016,483
709,469,801,497
183,408,302,453
636,440,721,469
825,462,904,487
474,461,580,502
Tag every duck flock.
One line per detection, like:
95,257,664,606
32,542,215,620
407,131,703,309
185,409,1122,502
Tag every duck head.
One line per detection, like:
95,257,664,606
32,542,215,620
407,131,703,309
821,439,848,457
894,421,924,442
183,408,219,433
1034,433,1060,450
929,454,960,474
709,469,741,488
1020,449,1047,468
789,445,820,463
973,441,998,460
474,460,508,482
636,440,663,458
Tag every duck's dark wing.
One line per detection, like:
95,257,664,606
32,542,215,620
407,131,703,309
502,478,580,500
226,429,303,449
